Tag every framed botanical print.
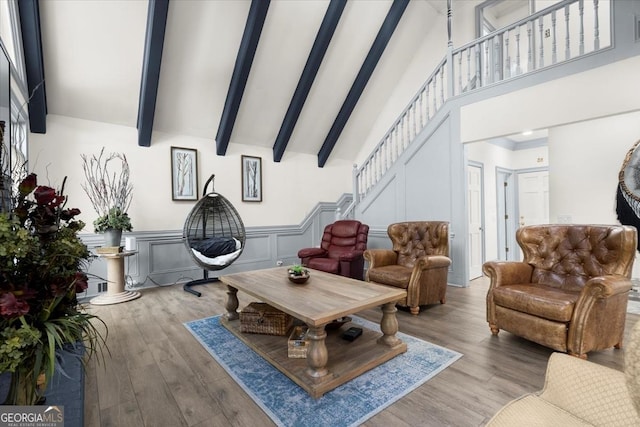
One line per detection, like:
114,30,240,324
241,155,262,202
171,147,198,201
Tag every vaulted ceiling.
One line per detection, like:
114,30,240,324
23,0,448,166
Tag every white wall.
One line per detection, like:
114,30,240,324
28,115,353,232
460,55,640,143
549,111,640,224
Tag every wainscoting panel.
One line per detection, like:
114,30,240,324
150,240,194,273
238,234,272,264
276,231,311,261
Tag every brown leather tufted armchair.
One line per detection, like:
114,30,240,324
297,220,369,280
364,221,451,315
484,224,637,359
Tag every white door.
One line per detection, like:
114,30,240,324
467,164,484,279
517,170,549,258
518,170,549,227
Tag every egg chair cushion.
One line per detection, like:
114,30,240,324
191,238,242,266
190,237,238,258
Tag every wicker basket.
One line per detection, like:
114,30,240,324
240,302,293,336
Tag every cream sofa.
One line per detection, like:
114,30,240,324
486,319,640,426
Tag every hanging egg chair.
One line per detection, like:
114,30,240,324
183,174,246,296
617,139,640,251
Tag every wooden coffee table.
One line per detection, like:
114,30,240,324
220,267,407,398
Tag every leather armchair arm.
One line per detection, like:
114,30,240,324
337,250,364,262
482,261,533,289
415,255,451,270
569,275,632,356
363,249,397,269
484,261,534,326
297,247,326,259
581,275,632,298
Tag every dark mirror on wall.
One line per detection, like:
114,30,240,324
0,43,11,212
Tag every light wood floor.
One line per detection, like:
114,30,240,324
83,277,640,426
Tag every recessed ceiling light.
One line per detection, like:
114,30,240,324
522,130,533,136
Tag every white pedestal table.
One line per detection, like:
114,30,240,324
90,251,141,305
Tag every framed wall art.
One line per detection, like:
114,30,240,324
241,155,262,202
171,146,198,201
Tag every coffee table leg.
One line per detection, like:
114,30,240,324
378,302,402,347
225,286,239,320
305,325,329,379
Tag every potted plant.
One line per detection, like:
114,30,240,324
92,207,132,246
287,264,310,284
288,265,308,276
0,173,106,405
81,148,133,247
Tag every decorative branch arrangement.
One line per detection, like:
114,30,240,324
81,148,133,232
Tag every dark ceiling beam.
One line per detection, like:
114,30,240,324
272,0,346,163
216,0,270,156
18,0,47,134
137,0,170,147
317,0,409,167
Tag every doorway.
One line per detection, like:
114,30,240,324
465,132,549,276
515,168,549,259
467,162,485,279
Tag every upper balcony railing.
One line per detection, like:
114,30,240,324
352,0,610,207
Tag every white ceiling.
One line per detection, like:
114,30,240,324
37,0,447,163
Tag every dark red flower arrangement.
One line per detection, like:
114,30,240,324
0,173,106,405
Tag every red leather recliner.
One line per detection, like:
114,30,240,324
297,220,369,280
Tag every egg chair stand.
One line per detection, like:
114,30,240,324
183,174,246,297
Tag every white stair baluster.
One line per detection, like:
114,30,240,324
527,22,533,71
466,48,471,90
579,0,585,54
539,18,544,68
432,78,437,113
505,30,511,78
458,53,462,94
565,5,571,60
440,67,445,106
475,44,481,87
494,36,500,82
593,0,600,50
552,10,557,64
484,41,490,84
515,29,522,75
425,84,430,120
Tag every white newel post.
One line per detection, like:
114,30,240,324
447,0,454,100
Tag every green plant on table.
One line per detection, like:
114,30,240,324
288,265,308,276
92,207,132,233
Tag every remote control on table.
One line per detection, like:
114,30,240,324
341,326,363,342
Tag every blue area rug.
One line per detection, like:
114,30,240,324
184,315,462,427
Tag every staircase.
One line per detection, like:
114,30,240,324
351,0,610,210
